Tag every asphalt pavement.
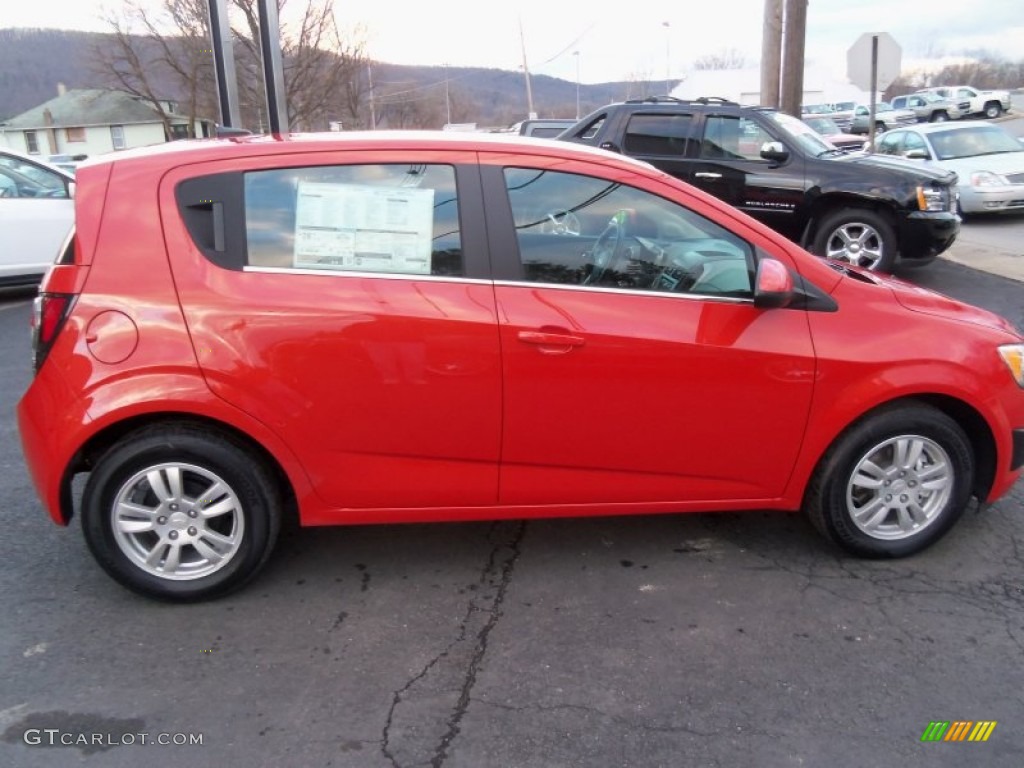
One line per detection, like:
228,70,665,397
1,169,1024,766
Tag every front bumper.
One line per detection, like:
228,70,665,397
1012,428,1024,472
896,210,961,263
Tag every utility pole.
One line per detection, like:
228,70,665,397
367,65,376,129
780,0,807,117
574,51,580,119
760,0,782,108
518,17,536,119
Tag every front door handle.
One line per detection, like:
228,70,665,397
694,172,722,179
517,330,586,354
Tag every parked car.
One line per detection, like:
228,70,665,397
557,97,960,272
801,115,867,152
849,102,917,135
17,131,1024,601
0,148,75,286
801,103,856,133
917,86,1011,120
890,92,965,122
875,121,1024,214
514,118,577,138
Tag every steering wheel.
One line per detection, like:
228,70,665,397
583,214,627,285
540,209,581,236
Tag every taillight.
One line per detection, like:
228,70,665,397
31,293,75,373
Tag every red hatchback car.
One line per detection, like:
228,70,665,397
17,132,1024,601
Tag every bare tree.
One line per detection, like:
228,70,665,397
229,0,369,131
91,0,214,138
692,49,748,71
93,0,369,135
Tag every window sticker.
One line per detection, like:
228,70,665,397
293,182,435,274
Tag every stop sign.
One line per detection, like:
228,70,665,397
847,32,902,91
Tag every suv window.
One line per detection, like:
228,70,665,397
623,113,693,155
876,132,905,155
243,163,462,276
700,115,774,161
503,167,754,297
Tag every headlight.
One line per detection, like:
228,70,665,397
999,344,1024,387
971,170,1007,187
916,185,950,212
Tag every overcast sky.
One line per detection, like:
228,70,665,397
4,0,1022,83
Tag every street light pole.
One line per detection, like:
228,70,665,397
663,21,671,96
574,51,580,119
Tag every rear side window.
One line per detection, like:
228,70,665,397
623,113,692,155
244,164,462,276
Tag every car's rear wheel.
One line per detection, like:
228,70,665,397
984,102,1003,119
804,403,974,558
810,208,897,272
81,425,282,601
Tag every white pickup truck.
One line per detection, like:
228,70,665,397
916,85,1011,119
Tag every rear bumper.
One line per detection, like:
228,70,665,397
17,363,91,526
896,210,960,263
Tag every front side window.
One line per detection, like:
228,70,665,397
504,167,753,298
244,163,462,276
701,115,774,161
876,132,905,156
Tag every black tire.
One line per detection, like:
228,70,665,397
810,208,897,272
81,424,283,602
930,111,949,122
874,121,887,133
804,403,974,558
984,102,1002,119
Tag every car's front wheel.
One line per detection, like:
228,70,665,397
81,425,283,601
984,102,1003,119
930,111,949,122
804,403,974,558
810,208,897,272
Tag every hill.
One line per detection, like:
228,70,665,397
0,27,656,129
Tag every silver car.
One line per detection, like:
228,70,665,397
849,102,917,135
875,121,1024,214
0,148,75,286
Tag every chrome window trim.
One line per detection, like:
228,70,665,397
242,266,490,284
242,268,755,303
493,278,754,303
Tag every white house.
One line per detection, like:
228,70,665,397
0,87,215,159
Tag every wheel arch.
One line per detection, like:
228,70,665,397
59,413,301,527
802,195,899,249
798,394,997,507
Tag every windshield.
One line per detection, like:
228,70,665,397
768,111,834,155
928,126,1024,160
803,116,840,135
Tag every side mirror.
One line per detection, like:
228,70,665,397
903,149,928,160
753,258,794,309
760,141,789,163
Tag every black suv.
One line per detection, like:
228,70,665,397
557,97,961,272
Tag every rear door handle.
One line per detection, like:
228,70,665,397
694,172,722,179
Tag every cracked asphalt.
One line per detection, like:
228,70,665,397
1,257,1022,768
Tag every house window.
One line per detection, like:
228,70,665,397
111,125,126,150
65,127,86,143
25,131,39,154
